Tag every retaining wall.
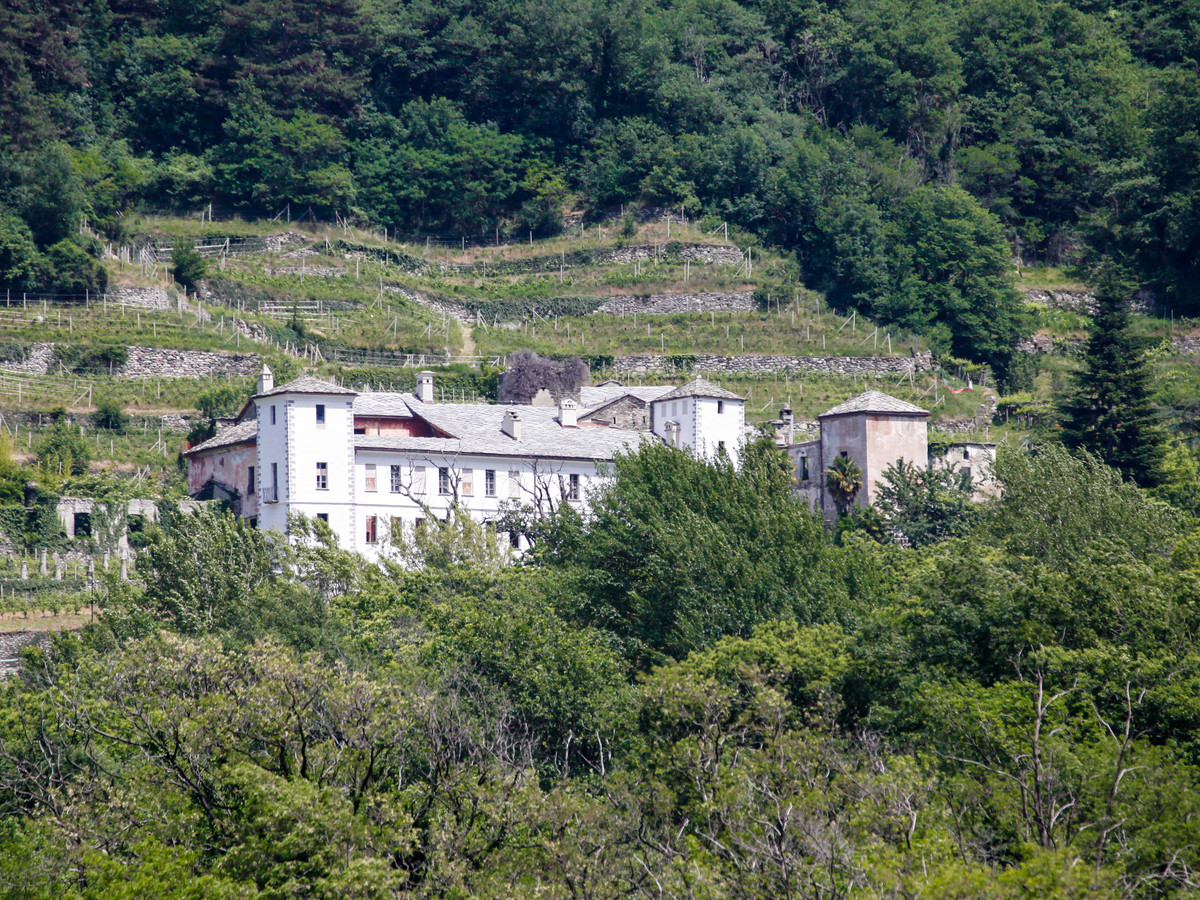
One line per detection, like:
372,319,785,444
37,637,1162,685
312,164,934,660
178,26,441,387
612,353,935,377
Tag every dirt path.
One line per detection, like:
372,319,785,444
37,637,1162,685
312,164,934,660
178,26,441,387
460,326,477,357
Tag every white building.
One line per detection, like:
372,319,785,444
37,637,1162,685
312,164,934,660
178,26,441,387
185,369,746,559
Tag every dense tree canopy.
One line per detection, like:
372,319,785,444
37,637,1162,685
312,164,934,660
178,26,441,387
2,0,1198,360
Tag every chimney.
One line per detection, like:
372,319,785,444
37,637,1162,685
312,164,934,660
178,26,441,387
502,409,522,441
257,363,274,395
416,370,435,403
559,397,578,428
665,420,680,448
780,406,794,444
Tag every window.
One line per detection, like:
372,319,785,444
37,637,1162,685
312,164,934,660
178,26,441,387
271,462,278,498
412,468,426,496
963,467,972,481
365,515,377,544
365,463,377,492
840,450,848,458
963,447,970,460
391,516,403,539
567,473,581,501
247,466,255,495
317,513,329,523
799,456,809,481
248,517,257,529
509,470,521,498
718,440,726,454
717,400,724,414
72,512,92,537
316,404,326,427
390,464,402,493
438,467,452,495
316,462,328,490
485,469,496,497
270,405,276,425
462,470,474,497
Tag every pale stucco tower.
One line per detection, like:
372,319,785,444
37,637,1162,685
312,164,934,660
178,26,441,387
808,391,929,523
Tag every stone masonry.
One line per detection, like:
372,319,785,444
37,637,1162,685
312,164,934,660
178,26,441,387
594,291,755,315
613,353,935,377
0,344,260,379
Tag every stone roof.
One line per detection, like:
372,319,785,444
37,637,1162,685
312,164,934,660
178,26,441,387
359,402,647,461
353,392,417,417
254,375,357,399
184,420,257,456
819,390,928,418
579,383,674,408
653,377,744,402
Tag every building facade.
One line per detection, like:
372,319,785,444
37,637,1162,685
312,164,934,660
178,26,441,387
784,390,996,522
185,369,747,559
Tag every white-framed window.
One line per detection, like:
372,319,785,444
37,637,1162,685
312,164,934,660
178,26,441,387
316,404,326,427
390,464,402,493
365,515,377,544
316,462,328,490
438,467,452,495
567,473,581,501
462,470,474,497
485,469,496,497
364,463,377,492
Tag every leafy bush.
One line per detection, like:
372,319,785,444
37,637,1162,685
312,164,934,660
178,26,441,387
35,420,91,476
93,397,128,433
171,243,208,291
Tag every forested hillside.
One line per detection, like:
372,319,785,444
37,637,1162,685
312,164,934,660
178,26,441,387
3,0,1200,376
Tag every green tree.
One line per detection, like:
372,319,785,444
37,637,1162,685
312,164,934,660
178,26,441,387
881,184,1031,375
875,458,977,546
556,441,834,664
34,419,91,476
1061,267,1166,487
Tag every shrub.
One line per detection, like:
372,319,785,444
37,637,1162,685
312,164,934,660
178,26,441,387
93,397,128,433
171,243,208,291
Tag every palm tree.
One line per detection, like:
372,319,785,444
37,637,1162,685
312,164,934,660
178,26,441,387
824,454,863,517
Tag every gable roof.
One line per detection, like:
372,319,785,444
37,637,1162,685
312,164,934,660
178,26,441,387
254,375,357,399
819,390,928,418
184,419,257,456
653,377,744,402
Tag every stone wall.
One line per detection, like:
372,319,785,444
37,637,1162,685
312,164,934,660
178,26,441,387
581,395,651,429
0,343,55,375
594,291,755,315
1025,290,1096,314
0,344,260,379
612,352,935,377
108,286,176,310
120,347,261,379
